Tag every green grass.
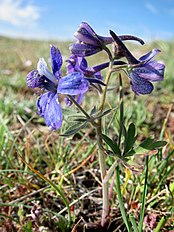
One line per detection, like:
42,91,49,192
0,36,173,231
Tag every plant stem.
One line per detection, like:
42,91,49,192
96,61,113,227
118,73,124,146
67,95,91,119
99,64,113,112
96,125,109,227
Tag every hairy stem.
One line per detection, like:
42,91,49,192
96,124,108,227
96,61,114,227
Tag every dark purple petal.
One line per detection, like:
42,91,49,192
37,92,52,117
50,45,63,76
131,81,154,95
37,92,62,130
57,72,89,95
70,43,102,57
26,70,44,88
66,55,83,74
81,60,126,77
79,57,88,70
98,34,144,45
129,71,154,95
118,35,145,45
44,94,63,130
133,61,165,81
139,49,160,63
74,22,100,46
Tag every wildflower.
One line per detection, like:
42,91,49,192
129,49,165,95
70,22,144,57
26,45,89,130
110,30,165,95
65,54,126,105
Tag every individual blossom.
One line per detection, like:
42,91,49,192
70,22,144,57
129,49,165,95
26,45,89,130
65,54,126,105
110,30,165,95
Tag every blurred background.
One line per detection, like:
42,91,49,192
0,0,174,40
0,1,174,231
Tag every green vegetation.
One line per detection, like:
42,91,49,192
0,36,173,231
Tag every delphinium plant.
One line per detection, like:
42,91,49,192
26,22,167,231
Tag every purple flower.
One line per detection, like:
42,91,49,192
65,54,126,105
65,54,106,105
26,45,89,130
110,30,165,95
70,22,144,57
129,49,165,95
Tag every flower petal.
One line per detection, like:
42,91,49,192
74,22,100,46
57,72,89,95
50,45,63,76
26,70,44,88
70,43,102,57
129,71,154,95
37,92,62,130
133,61,165,81
44,94,63,130
37,92,52,118
139,49,160,63
37,58,57,84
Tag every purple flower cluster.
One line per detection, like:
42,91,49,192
26,22,165,130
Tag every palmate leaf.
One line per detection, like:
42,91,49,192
61,122,87,137
102,134,121,156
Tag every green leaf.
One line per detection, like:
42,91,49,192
124,123,137,153
139,138,167,150
61,122,87,137
124,149,136,157
72,118,87,122
145,141,167,150
94,109,112,119
102,134,121,156
139,138,154,148
90,106,97,116
128,123,136,138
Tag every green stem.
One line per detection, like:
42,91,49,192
139,155,149,231
118,73,124,146
68,95,91,119
96,61,114,227
99,65,113,112
96,125,109,227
